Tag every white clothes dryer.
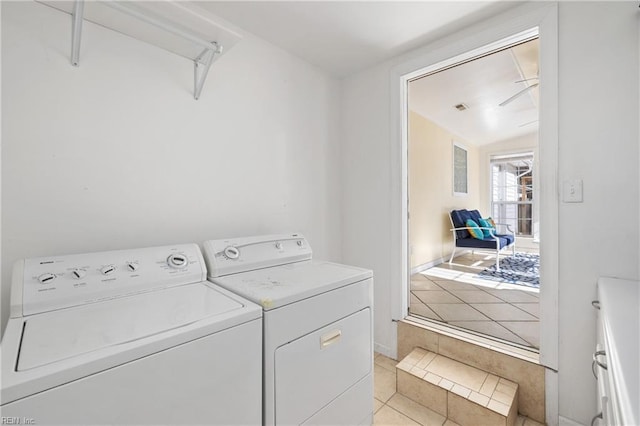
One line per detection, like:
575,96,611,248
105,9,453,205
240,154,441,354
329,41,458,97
203,234,373,426
1,244,262,425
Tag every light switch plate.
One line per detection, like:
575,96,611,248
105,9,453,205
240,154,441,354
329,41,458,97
563,179,583,203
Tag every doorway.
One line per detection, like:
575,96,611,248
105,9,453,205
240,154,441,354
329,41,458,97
389,6,559,422
406,36,541,351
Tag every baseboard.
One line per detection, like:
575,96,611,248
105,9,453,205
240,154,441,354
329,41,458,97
410,251,470,275
374,342,394,359
559,416,586,426
411,248,538,276
546,369,559,426
410,258,444,275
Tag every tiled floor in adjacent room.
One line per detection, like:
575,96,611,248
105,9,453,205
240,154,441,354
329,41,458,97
409,252,539,349
373,353,544,426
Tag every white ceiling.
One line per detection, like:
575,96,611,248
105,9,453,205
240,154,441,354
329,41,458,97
194,1,519,77
409,38,540,145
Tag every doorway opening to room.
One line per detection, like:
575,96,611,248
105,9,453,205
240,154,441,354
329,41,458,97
406,35,541,352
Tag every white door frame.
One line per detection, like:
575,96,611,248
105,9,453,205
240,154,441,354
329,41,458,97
389,2,559,424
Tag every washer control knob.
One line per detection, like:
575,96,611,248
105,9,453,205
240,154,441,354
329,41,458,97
101,265,116,276
297,240,304,247
71,268,87,279
126,262,139,272
275,242,283,250
167,253,188,269
38,273,56,284
224,246,240,260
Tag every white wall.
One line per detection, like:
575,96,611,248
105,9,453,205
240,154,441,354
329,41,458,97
341,63,394,355
342,2,638,425
1,1,342,335
557,2,639,423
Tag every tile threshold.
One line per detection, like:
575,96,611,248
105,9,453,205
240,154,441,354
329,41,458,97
403,316,540,365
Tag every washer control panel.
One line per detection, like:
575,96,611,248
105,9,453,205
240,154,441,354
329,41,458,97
203,233,312,278
12,244,206,317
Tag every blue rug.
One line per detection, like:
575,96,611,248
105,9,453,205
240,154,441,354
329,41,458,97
477,253,539,288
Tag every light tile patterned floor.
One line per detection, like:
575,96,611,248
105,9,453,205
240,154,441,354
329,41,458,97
373,353,544,426
409,252,540,349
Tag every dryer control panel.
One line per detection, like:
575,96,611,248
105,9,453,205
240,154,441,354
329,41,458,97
203,233,312,278
12,244,207,317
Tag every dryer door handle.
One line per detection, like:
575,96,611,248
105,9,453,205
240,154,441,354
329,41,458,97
320,329,342,349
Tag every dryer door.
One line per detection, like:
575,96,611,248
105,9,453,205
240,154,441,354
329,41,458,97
274,307,372,425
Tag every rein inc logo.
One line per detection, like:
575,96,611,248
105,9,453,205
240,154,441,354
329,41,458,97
1,418,35,425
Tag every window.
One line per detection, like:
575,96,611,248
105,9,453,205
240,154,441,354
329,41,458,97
490,152,534,236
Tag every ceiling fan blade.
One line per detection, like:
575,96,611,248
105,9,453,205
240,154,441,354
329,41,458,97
514,77,539,83
518,119,538,128
499,82,539,107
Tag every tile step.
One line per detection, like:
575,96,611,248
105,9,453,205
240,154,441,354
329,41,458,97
396,348,519,426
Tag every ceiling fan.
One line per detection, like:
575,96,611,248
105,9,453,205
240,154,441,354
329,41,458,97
499,77,539,107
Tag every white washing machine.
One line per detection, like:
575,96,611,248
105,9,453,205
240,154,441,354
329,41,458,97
1,244,262,425
203,234,373,426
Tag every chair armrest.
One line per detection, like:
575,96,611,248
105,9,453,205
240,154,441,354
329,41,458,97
494,223,515,234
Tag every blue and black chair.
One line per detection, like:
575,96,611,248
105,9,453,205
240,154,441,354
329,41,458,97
448,209,515,271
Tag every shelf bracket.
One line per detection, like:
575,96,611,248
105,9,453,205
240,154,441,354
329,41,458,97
65,0,226,99
71,0,84,66
194,44,221,100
